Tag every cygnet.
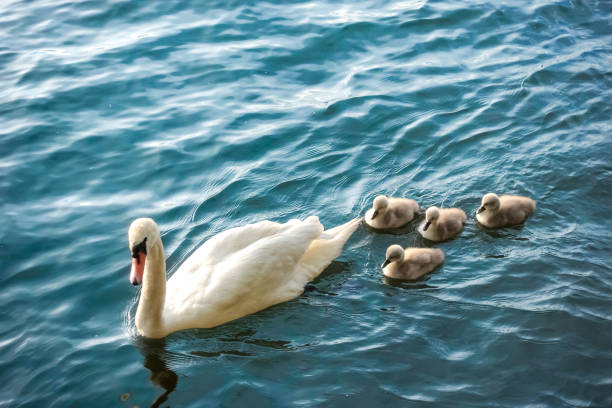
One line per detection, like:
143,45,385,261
365,195,420,229
381,245,445,280
419,206,466,241
476,193,536,228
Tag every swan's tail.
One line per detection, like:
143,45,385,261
321,217,362,240
297,217,361,283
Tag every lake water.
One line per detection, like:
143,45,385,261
1,0,611,407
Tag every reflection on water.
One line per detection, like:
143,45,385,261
190,349,252,357
382,275,438,290
362,216,425,236
132,322,317,405
244,338,293,349
477,222,527,238
135,337,178,408
303,283,338,297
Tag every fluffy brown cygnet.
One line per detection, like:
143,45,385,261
419,206,466,241
476,193,536,228
381,245,445,280
364,195,420,229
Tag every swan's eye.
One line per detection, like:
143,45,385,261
131,237,148,262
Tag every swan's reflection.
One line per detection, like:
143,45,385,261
382,275,437,290
135,337,178,408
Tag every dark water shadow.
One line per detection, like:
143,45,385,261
175,329,312,362
304,259,353,295
476,221,529,240
135,337,178,408
189,349,252,357
167,307,318,359
382,274,438,290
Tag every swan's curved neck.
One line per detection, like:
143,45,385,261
135,239,166,338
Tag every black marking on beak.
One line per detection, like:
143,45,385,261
131,277,140,286
131,237,147,264
477,206,486,214
381,259,391,269
371,210,379,220
423,221,431,231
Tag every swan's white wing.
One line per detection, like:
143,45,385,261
197,217,323,310
163,217,322,328
169,218,301,281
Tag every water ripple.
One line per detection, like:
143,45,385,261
1,0,611,407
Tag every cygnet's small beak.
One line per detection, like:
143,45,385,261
381,259,391,269
371,210,379,220
423,221,431,231
477,206,486,214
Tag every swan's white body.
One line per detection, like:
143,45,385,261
128,216,360,338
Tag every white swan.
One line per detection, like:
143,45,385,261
128,216,360,338
476,193,536,228
364,195,420,229
381,245,445,280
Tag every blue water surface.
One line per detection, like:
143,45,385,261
1,0,611,406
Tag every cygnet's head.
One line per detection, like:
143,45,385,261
478,193,500,214
128,218,160,286
423,207,439,231
371,195,389,220
381,244,404,269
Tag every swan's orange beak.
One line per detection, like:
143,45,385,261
130,252,145,286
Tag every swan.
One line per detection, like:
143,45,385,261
418,206,466,241
476,193,536,228
364,195,420,229
128,216,360,338
381,245,445,280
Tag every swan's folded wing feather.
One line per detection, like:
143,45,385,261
201,217,324,311
165,219,300,312
170,219,302,279
163,218,323,328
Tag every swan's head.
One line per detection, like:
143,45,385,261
381,244,404,269
128,218,160,286
371,195,389,220
423,207,439,231
478,193,500,214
